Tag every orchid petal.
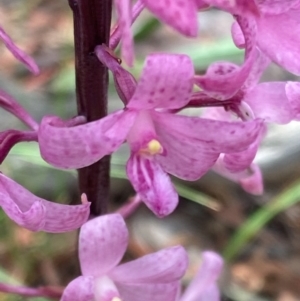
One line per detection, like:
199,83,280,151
94,276,121,301
61,276,94,301
0,174,90,232
194,53,257,100
244,82,294,124
126,154,178,217
205,0,259,15
110,246,188,283
0,130,37,164
285,81,300,120
222,128,263,172
243,50,270,90
79,214,128,277
154,116,220,180
223,142,258,173
141,0,198,37
256,0,300,14
257,7,300,75
0,25,39,75
116,282,180,301
180,251,223,301
195,18,257,99
39,110,137,169
239,163,263,195
153,112,263,153
95,45,137,104
231,21,245,48
0,89,39,130
115,0,134,66
213,159,263,195
128,54,194,110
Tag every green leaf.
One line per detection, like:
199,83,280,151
223,182,300,261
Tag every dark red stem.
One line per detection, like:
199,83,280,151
68,0,112,216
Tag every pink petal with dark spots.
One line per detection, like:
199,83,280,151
126,154,178,217
256,6,300,75
141,0,198,37
110,246,188,283
128,54,194,110
244,82,295,124
38,110,137,169
0,174,90,232
79,214,128,277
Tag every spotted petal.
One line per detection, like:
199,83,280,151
38,110,137,169
0,174,90,232
244,82,295,124
126,154,178,217
79,214,128,277
141,0,198,37
110,246,188,283
256,6,300,75
128,54,194,110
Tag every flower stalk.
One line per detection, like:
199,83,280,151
68,0,113,216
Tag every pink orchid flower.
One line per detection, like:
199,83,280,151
112,0,204,65
0,174,90,232
0,25,39,75
231,0,300,75
38,51,263,217
178,251,223,301
61,213,188,301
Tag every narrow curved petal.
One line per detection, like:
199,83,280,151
180,251,223,301
0,25,39,75
110,246,188,283
0,89,39,130
223,137,259,172
244,82,294,124
61,276,94,301
38,110,137,169
126,154,178,217
194,52,257,100
257,7,300,75
231,21,245,48
0,130,37,164
195,17,257,99
128,54,194,110
286,81,300,120
116,282,180,301
141,0,198,37
153,112,263,153
213,159,263,195
95,45,137,104
0,193,46,231
0,174,90,232
115,0,134,66
79,214,128,277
